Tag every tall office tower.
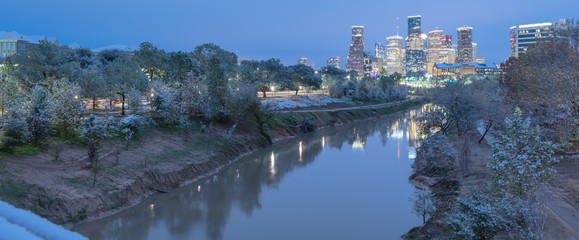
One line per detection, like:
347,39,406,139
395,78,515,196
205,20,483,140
408,16,421,34
386,35,404,75
346,26,365,77
442,34,452,48
426,30,443,74
472,43,477,62
456,26,473,63
438,48,455,63
375,43,385,59
363,52,373,76
405,15,426,77
509,20,565,58
326,57,341,69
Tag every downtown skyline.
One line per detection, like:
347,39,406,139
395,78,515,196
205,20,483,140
2,0,577,68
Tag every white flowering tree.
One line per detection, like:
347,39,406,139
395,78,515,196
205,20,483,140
27,86,52,145
50,79,85,138
411,186,436,225
79,115,108,186
488,108,559,200
1,101,29,151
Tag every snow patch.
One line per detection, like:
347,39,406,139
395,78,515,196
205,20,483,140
262,94,350,110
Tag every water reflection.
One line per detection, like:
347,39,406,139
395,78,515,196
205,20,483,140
74,107,425,240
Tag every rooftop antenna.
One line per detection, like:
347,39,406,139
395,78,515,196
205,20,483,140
396,17,400,36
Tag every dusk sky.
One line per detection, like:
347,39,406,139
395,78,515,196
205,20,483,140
3,0,577,68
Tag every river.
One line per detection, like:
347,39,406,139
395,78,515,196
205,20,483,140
74,108,423,239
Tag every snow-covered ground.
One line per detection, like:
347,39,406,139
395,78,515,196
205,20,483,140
262,94,351,110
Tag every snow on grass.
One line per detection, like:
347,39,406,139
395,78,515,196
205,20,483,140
262,94,351,110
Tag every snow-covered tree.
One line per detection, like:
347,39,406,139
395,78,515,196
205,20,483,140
78,115,108,168
149,81,184,125
50,79,85,138
27,86,52,145
488,108,559,200
79,114,109,186
448,192,496,240
411,186,436,225
1,101,29,150
119,115,150,149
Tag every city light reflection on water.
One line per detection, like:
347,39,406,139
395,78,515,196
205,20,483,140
74,106,426,240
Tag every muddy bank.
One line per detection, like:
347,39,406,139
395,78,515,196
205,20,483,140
0,98,423,229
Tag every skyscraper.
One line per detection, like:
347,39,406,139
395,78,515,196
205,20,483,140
456,26,473,63
408,16,421,34
386,35,404,75
442,34,452,48
426,30,443,74
346,26,365,77
375,43,385,59
472,43,477,62
363,52,373,76
326,57,340,69
405,15,426,78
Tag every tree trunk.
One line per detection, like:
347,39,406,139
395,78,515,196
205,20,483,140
262,90,266,98
92,95,97,111
121,93,125,116
478,122,493,144
295,89,299,95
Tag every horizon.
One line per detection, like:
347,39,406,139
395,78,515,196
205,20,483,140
2,0,577,68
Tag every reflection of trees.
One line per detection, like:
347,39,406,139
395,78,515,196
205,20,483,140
75,108,422,240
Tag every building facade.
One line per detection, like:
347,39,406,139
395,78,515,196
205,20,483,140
426,30,443,74
456,26,473,63
442,34,452,49
346,26,365,77
326,57,340,69
297,56,315,69
386,35,404,75
472,42,477,62
509,21,561,58
363,52,373,76
433,63,501,79
375,43,385,59
405,15,426,78
0,31,59,59
438,48,456,63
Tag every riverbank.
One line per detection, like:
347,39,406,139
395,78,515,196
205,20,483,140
404,129,579,239
0,97,424,228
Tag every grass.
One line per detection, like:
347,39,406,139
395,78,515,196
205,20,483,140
70,208,87,223
13,145,42,156
59,176,89,188
0,179,30,202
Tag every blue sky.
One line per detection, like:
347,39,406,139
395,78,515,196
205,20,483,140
3,0,577,68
